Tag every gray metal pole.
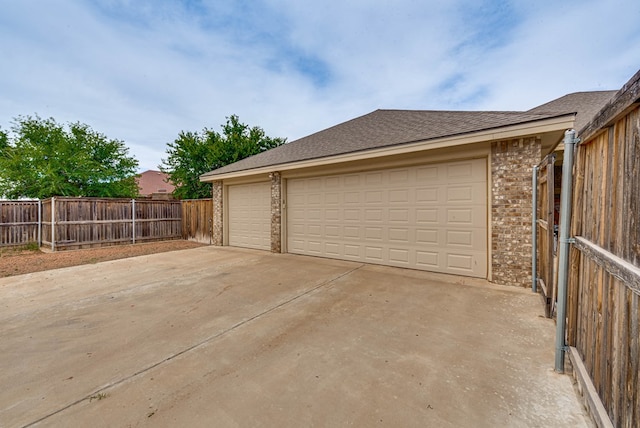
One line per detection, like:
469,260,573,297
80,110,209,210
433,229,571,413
555,129,578,373
532,166,538,292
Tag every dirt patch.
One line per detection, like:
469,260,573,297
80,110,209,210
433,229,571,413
0,240,207,278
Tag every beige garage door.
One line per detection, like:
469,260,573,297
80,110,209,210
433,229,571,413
228,182,271,250
287,159,487,277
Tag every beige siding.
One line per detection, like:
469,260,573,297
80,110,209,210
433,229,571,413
228,182,271,250
287,159,487,277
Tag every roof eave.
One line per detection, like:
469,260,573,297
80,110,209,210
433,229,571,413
200,114,575,182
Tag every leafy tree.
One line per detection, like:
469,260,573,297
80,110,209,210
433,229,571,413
0,115,139,199
161,115,286,199
0,128,7,149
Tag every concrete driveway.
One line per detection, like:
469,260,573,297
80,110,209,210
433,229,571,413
1,247,589,427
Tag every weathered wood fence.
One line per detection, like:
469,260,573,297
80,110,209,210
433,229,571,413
566,71,639,427
181,199,213,244
0,200,41,247
535,152,557,317
0,197,214,250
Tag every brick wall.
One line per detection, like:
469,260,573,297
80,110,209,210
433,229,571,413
491,137,541,286
269,172,282,253
212,181,223,246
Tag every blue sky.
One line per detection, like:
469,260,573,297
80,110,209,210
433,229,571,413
1,0,639,171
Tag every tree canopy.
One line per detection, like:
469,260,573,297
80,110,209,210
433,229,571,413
0,115,139,199
160,115,286,199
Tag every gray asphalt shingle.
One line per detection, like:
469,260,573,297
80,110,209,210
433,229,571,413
201,91,616,178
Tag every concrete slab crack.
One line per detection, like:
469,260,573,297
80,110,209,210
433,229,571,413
22,264,364,427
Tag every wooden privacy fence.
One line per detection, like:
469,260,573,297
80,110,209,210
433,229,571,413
534,152,557,317
41,197,182,250
0,197,214,250
565,73,639,427
181,199,213,244
0,200,41,247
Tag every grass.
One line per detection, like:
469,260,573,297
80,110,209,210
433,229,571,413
89,392,109,402
0,242,40,256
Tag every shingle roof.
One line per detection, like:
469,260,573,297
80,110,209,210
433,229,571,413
201,110,565,178
527,90,617,133
201,91,616,179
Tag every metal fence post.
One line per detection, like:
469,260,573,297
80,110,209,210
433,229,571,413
555,129,578,373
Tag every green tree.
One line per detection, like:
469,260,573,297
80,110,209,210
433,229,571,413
0,128,7,149
0,115,139,199
160,115,286,199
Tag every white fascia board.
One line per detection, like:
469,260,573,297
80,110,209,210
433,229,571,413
201,115,575,182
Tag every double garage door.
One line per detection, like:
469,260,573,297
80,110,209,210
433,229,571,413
228,158,487,278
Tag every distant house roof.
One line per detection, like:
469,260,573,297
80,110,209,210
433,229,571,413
201,91,616,179
136,170,175,196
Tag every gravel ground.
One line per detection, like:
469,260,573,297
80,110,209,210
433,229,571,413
0,240,207,278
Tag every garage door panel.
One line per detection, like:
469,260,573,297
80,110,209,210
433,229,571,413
416,250,439,267
325,225,341,237
228,182,271,250
447,254,474,271
447,230,473,246
287,159,487,278
366,227,384,240
365,246,383,261
325,177,340,188
364,209,383,222
325,193,340,204
364,173,382,185
389,169,409,183
343,244,360,257
307,224,322,236
307,193,322,204
416,188,439,203
325,242,340,255
388,227,409,242
344,226,360,238
344,192,360,204
416,209,439,223
416,229,438,245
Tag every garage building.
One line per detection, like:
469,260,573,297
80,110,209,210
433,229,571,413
201,92,615,286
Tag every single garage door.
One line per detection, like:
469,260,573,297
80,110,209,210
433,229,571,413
228,182,271,250
287,159,487,277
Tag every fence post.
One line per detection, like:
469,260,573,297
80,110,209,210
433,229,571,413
532,166,538,292
555,129,578,373
38,199,42,247
51,197,55,251
132,199,136,244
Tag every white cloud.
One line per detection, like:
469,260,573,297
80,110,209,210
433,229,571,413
1,0,639,172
